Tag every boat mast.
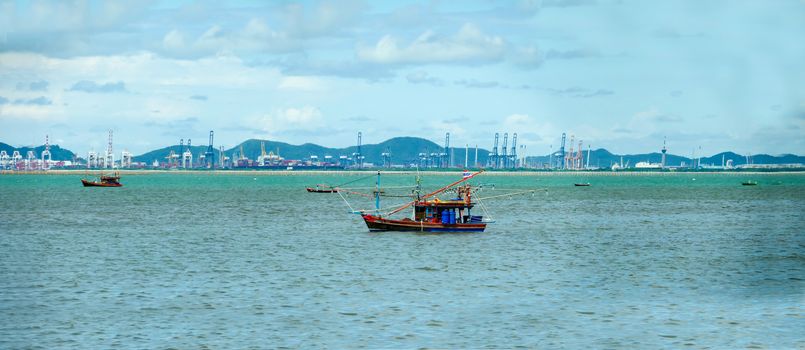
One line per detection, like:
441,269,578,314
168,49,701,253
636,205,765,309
387,169,484,216
375,171,381,216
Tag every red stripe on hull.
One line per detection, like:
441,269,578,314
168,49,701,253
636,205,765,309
361,214,486,232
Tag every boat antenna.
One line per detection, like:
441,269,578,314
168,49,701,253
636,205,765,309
415,165,422,201
375,171,381,216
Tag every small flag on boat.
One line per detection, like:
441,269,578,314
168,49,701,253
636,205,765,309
462,170,471,179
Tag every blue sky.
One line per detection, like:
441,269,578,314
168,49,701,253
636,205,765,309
0,0,803,156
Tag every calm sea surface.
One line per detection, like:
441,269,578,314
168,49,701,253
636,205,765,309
1,172,803,349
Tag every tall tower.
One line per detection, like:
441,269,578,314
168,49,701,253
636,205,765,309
661,137,667,168
510,133,517,169
106,130,114,168
205,130,215,169
26,150,35,170
443,132,450,168
491,133,499,168
565,135,574,169
183,139,193,168
439,132,450,168
219,145,226,168
41,134,52,170
0,150,8,170
121,150,132,168
501,133,508,168
465,144,469,168
474,145,478,168
558,133,566,169
586,144,591,169
356,131,363,168
381,147,392,168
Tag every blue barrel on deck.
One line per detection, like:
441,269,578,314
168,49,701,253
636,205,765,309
441,210,449,224
449,209,456,224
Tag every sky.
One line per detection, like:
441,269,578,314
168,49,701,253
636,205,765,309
0,0,803,157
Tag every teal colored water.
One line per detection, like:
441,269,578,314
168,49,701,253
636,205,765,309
1,172,803,348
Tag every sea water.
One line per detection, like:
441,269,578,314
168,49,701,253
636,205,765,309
1,172,803,348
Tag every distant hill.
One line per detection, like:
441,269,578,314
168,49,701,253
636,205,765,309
525,149,805,168
133,136,492,166
133,145,212,165
700,152,805,166
2,138,803,168
0,141,77,161
525,148,690,168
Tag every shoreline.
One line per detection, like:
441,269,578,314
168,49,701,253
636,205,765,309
2,169,802,176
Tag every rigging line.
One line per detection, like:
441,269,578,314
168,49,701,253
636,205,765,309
381,201,419,217
334,174,376,188
338,185,416,190
340,190,375,198
475,195,493,222
475,189,540,201
336,189,356,213
355,201,411,215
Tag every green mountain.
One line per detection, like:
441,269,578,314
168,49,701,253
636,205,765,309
132,145,212,165
3,138,802,168
525,148,688,168
525,148,805,168
0,141,77,161
133,137,492,167
700,152,805,166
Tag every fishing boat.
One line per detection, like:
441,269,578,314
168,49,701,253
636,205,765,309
306,174,378,194
574,183,591,187
81,172,123,187
306,184,338,193
356,171,488,232
741,180,757,186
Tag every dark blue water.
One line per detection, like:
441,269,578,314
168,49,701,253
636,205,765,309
1,173,803,348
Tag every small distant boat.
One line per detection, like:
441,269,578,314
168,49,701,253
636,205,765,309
82,172,123,187
742,181,757,186
306,184,338,193
574,183,591,187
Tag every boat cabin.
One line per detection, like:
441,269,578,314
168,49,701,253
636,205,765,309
412,185,483,224
100,174,121,185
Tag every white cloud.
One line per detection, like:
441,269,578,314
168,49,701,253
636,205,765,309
501,113,558,148
283,0,368,38
160,19,294,59
162,30,185,51
357,23,506,65
406,71,443,86
255,106,325,134
428,120,467,139
278,76,326,91
632,107,682,124
504,113,532,125
0,103,63,122
511,46,544,69
609,107,684,140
